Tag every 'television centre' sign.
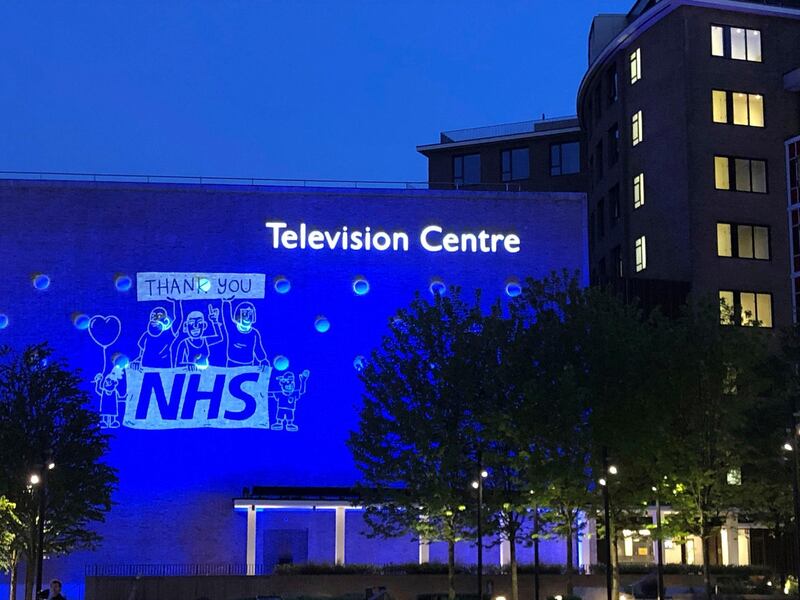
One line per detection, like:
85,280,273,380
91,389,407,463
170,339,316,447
0,180,586,577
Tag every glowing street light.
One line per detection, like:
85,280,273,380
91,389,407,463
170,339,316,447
784,442,794,452
29,474,40,485
608,465,618,475
471,480,480,489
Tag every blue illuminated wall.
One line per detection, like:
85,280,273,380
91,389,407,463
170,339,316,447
0,180,587,592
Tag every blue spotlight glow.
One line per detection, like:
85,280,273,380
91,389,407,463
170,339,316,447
505,281,522,298
274,278,291,294
274,355,289,371
314,316,331,333
115,275,133,292
0,314,8,330
72,313,91,330
353,356,367,372
193,355,210,371
353,278,370,296
198,277,212,293
112,353,130,370
429,280,446,296
33,274,50,290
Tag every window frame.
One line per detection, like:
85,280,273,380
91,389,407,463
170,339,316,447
550,142,581,176
453,153,481,186
716,222,771,261
634,235,647,272
710,24,762,62
633,173,645,209
630,48,642,84
500,147,530,182
719,289,773,328
710,89,765,128
631,110,644,146
714,155,768,194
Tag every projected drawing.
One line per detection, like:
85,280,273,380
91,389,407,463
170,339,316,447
173,302,224,370
221,297,270,369
93,368,125,429
132,299,179,369
269,369,310,432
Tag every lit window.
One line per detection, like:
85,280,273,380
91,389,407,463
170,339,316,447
501,148,530,182
635,236,647,272
717,223,733,257
715,156,767,193
550,142,580,176
719,290,773,327
714,156,731,190
711,25,725,56
711,25,762,62
718,223,770,260
713,90,764,127
633,173,645,209
631,110,643,146
731,28,747,60
630,48,642,84
720,291,735,324
712,90,728,123
715,156,730,190
453,154,480,186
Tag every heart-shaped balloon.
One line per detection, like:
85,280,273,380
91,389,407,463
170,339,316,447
88,315,121,348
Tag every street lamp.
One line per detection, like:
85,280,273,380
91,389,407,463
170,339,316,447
600,450,617,600
473,468,489,600
651,484,665,600
782,431,800,591
31,452,53,600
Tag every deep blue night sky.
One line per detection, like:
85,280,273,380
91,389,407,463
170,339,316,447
0,1,632,182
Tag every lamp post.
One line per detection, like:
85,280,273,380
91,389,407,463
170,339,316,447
600,449,617,600
472,468,489,600
31,454,54,599
782,426,800,592
652,485,664,600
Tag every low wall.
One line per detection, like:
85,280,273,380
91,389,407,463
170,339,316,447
85,573,709,600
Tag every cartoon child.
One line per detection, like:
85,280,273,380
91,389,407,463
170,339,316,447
174,303,223,370
132,298,180,369
93,368,125,428
269,370,310,432
221,297,270,369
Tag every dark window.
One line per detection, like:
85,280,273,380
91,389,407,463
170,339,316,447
453,154,480,186
608,124,620,165
609,184,620,225
612,246,623,278
598,258,607,280
595,141,604,181
501,148,530,182
606,65,619,105
593,86,602,123
589,211,596,248
550,142,581,176
598,198,605,239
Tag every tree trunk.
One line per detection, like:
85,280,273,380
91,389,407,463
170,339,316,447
565,518,574,596
448,538,456,600
611,528,620,600
701,526,713,600
23,557,33,600
510,537,518,600
8,554,18,600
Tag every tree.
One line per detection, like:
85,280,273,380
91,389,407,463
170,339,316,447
655,303,774,600
0,344,118,600
348,292,482,600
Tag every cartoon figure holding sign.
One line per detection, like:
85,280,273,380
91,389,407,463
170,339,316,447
174,303,223,370
93,368,125,428
221,297,270,369
132,298,180,369
269,370,310,432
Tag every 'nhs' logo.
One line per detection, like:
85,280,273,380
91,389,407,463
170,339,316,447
125,367,271,429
